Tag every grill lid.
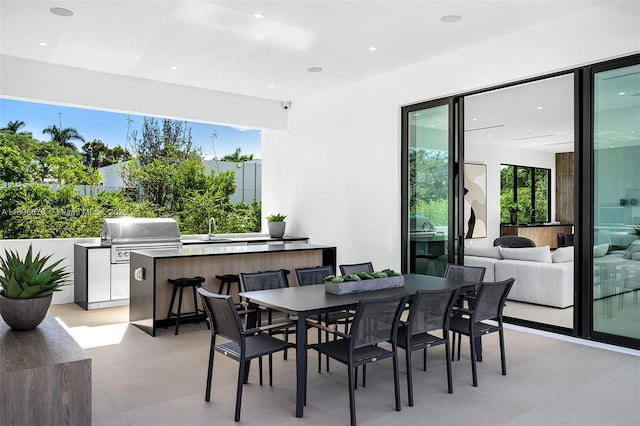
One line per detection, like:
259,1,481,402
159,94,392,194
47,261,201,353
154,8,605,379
101,218,181,246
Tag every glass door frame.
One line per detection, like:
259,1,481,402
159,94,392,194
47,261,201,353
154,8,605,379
580,54,640,349
401,97,462,273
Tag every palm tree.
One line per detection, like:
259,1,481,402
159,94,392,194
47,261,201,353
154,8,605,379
42,125,85,151
1,120,29,134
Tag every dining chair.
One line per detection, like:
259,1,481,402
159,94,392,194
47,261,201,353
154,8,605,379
239,270,294,360
493,236,536,248
339,262,374,275
198,288,294,422
445,264,487,360
448,278,515,387
397,287,460,406
295,265,354,373
307,294,408,426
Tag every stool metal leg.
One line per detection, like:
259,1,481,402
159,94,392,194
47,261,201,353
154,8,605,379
175,286,184,335
166,285,178,329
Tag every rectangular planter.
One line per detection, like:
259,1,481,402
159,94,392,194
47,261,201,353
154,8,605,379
325,275,404,295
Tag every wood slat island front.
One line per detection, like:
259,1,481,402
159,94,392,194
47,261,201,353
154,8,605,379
129,243,336,336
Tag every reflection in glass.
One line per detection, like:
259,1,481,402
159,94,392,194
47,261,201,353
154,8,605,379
592,64,640,340
408,105,449,277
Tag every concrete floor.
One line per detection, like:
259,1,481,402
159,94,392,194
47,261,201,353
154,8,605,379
49,303,640,426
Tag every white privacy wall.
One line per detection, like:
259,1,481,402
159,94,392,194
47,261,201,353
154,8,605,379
262,2,640,269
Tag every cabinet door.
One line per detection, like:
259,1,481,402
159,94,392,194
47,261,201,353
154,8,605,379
87,249,111,303
110,263,130,300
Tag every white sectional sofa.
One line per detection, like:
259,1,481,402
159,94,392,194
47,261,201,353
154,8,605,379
463,245,574,308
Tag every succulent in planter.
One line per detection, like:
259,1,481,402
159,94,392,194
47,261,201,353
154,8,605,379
266,213,287,222
266,213,287,238
325,269,402,283
0,245,70,330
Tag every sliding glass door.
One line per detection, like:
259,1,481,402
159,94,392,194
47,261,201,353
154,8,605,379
402,100,453,276
591,61,640,343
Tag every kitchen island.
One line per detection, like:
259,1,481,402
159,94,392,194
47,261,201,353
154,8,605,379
129,242,336,336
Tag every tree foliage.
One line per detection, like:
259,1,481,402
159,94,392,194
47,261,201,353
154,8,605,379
1,117,261,238
409,149,449,225
221,147,254,162
42,125,85,151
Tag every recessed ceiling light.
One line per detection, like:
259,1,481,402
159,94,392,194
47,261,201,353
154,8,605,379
471,117,477,121
169,66,178,71
307,66,323,73
536,106,543,110
37,42,48,47
618,91,626,95
49,7,73,17
528,129,533,132
253,12,265,19
440,15,462,23
268,84,275,88
368,46,377,51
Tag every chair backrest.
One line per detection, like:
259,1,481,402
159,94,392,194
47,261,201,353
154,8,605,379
198,288,243,343
349,294,407,349
239,270,289,292
471,279,515,323
295,265,334,286
444,264,486,284
493,236,536,248
339,262,374,275
407,288,460,336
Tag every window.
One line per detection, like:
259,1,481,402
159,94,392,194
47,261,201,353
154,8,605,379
500,164,550,223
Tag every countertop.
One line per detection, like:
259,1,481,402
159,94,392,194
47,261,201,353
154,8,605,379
131,242,334,260
75,234,308,248
501,223,573,228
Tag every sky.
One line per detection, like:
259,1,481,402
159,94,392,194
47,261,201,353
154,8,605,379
0,98,261,159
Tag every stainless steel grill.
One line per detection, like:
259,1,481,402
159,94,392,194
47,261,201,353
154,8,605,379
101,218,182,263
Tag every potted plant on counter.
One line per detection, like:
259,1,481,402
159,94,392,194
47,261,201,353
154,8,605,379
266,213,287,238
0,245,70,331
507,203,523,225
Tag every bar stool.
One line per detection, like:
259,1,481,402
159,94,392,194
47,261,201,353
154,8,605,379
216,274,241,307
166,276,207,335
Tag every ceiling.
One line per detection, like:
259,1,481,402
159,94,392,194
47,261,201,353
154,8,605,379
0,0,614,101
1,1,636,152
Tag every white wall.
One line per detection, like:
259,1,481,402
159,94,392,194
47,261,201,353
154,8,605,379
1,2,639,276
263,2,640,268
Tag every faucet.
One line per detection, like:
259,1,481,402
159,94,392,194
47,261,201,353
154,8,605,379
208,217,217,238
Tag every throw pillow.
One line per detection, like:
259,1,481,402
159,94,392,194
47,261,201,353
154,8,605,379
593,243,609,258
552,246,574,263
464,245,502,259
623,240,640,260
499,246,552,263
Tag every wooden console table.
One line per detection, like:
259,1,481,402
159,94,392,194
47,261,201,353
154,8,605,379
500,223,573,248
0,315,91,425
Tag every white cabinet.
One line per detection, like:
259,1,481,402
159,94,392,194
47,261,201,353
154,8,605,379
87,248,111,303
110,263,130,300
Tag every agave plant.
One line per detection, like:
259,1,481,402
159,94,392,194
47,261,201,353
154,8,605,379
0,245,70,299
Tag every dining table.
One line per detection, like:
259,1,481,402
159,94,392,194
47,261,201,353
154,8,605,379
239,272,478,418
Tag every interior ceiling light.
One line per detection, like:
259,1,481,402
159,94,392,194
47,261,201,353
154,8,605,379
253,12,265,19
307,66,323,73
368,46,377,51
440,15,462,23
169,66,178,71
618,91,626,95
536,106,543,110
268,84,275,88
37,42,48,46
49,7,73,17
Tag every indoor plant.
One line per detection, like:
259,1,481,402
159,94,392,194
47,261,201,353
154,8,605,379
507,203,523,225
266,213,287,238
0,245,70,330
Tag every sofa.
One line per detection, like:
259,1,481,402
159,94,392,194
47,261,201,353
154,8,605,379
463,245,574,308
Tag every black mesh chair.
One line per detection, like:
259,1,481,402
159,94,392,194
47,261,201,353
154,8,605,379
198,289,294,422
397,288,460,406
339,262,374,275
308,294,408,426
445,264,487,359
239,270,294,359
493,236,536,248
449,278,515,387
295,265,354,372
